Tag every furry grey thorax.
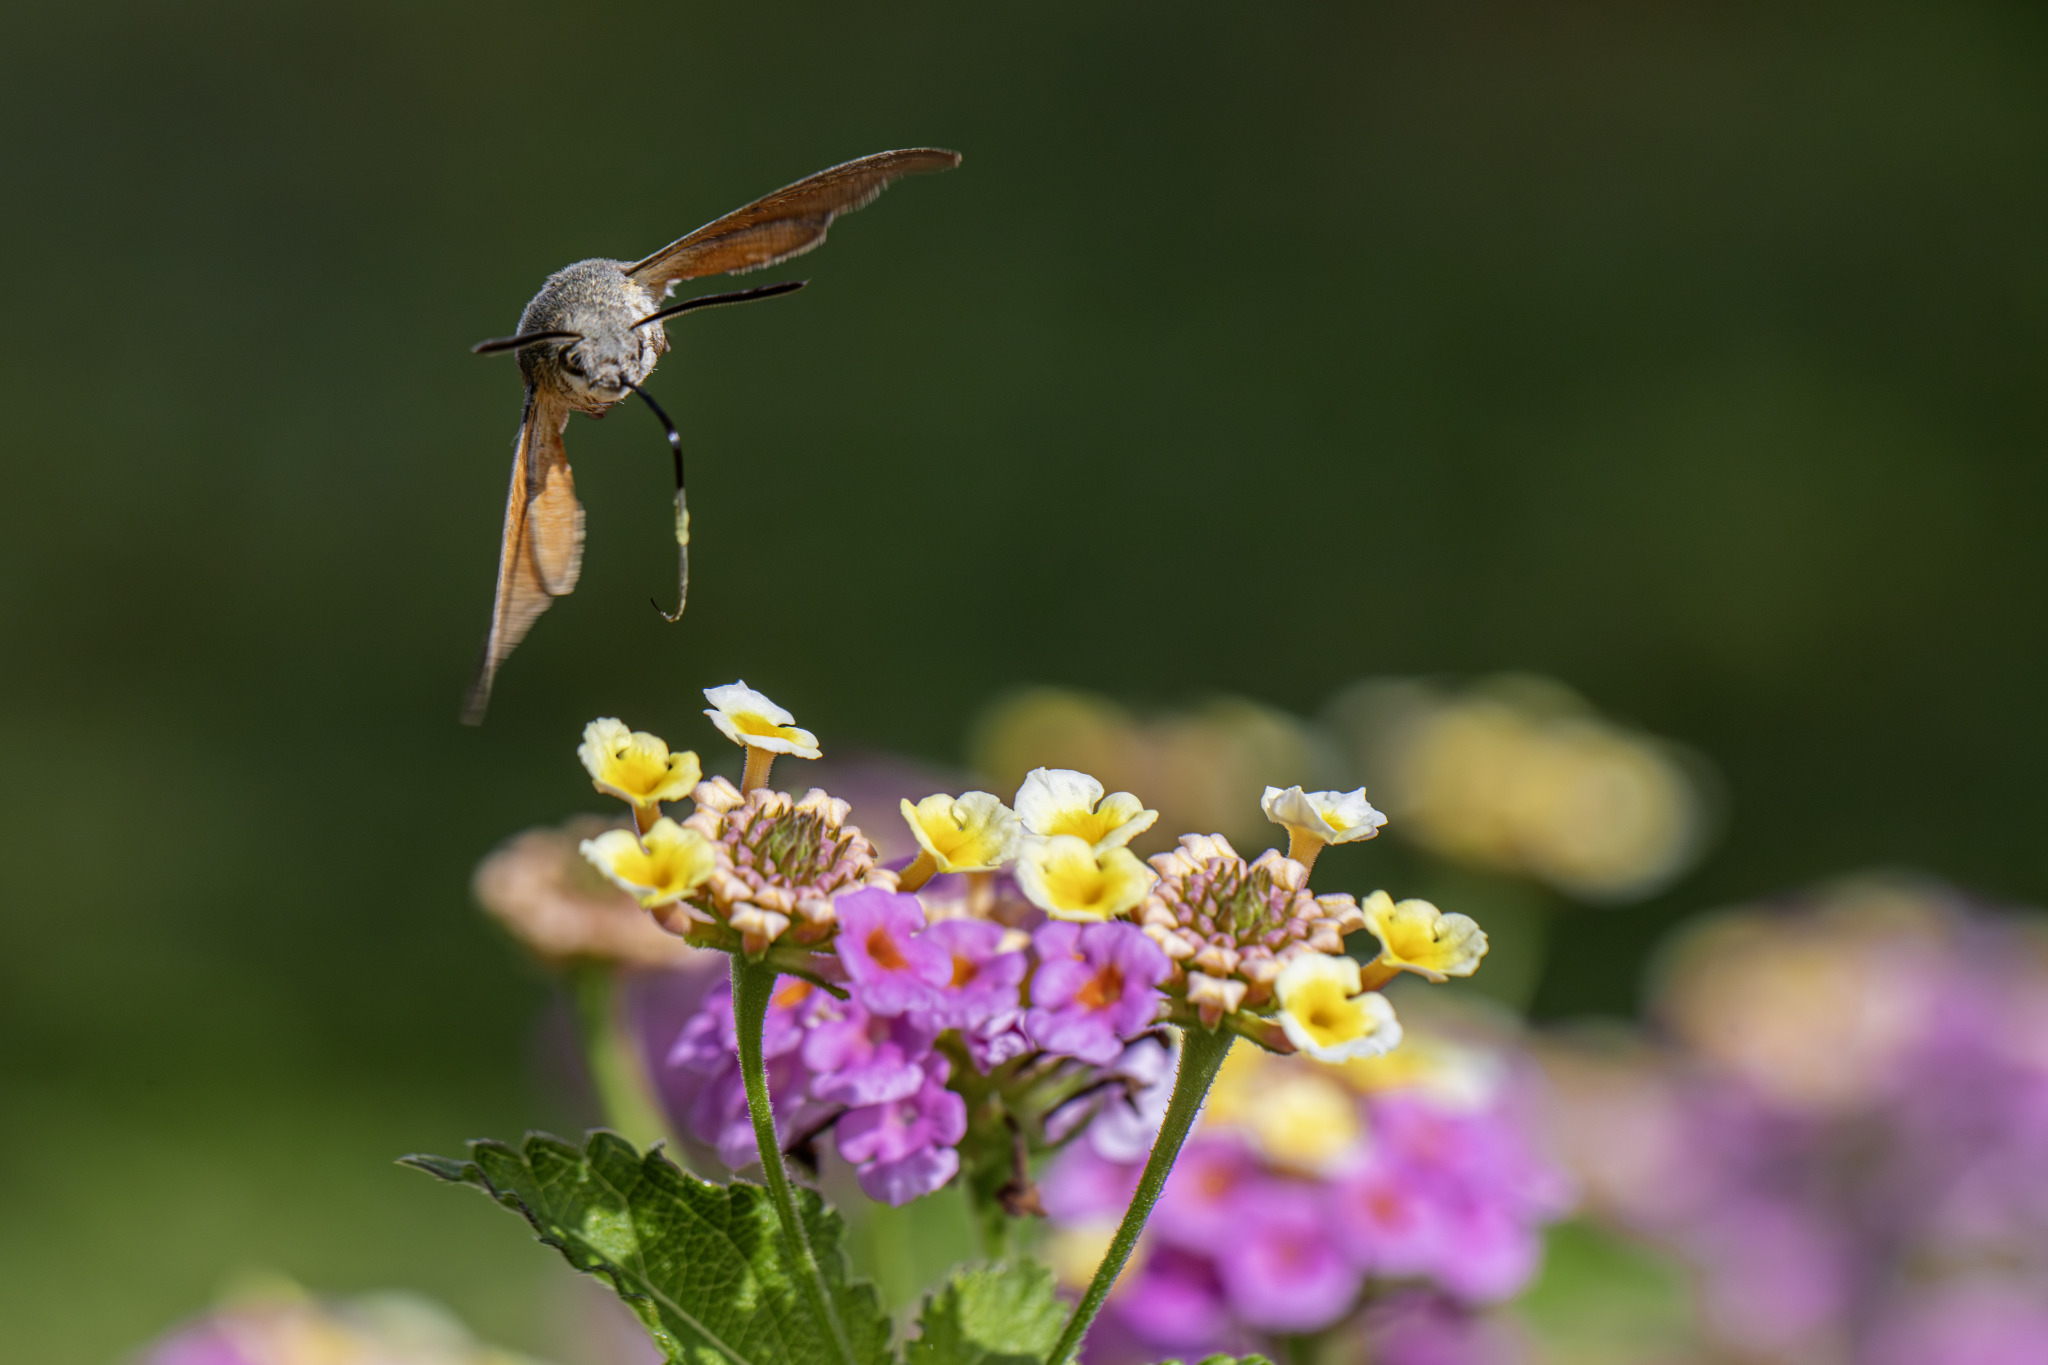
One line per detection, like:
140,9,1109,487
514,259,668,414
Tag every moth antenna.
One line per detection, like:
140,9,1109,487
623,380,690,622
635,280,808,330
471,329,582,355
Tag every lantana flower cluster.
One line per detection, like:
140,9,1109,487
1043,1021,1571,1358
664,891,1173,1204
1543,877,2048,1365
564,680,1490,1219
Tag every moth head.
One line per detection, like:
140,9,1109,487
549,329,656,404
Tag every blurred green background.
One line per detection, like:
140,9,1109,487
4,1,2046,1359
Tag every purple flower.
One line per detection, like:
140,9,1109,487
835,887,948,1016
1153,1136,1262,1252
802,994,938,1106
1331,1156,1446,1279
1084,1036,1176,1163
1213,1181,1365,1332
961,1010,1033,1072
922,917,1027,1030
837,1055,968,1204
855,1144,961,1207
142,1324,252,1365
1044,1038,1173,1149
1116,1245,1231,1349
1039,1139,1143,1222
1865,1281,2048,1365
1686,1198,1851,1354
1425,1198,1544,1304
690,1049,837,1171
1361,1290,1529,1365
1025,921,1169,1065
666,972,819,1069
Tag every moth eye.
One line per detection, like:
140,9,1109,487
559,347,586,376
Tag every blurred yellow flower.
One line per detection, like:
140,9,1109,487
1359,891,1488,982
702,680,821,759
1015,833,1156,922
1275,952,1403,1063
1044,1222,1139,1291
1330,676,1709,901
1014,767,1157,852
1207,1047,1362,1170
580,818,719,911
577,718,701,820
900,791,1022,876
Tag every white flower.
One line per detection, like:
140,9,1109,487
1261,785,1387,845
1013,768,1157,852
1274,953,1403,1063
702,680,820,759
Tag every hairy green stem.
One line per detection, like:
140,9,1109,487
1047,1025,1234,1365
732,957,857,1365
568,963,676,1153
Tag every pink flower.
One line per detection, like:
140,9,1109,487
1153,1136,1263,1252
667,972,821,1069
1115,1246,1232,1349
690,1051,836,1171
801,994,938,1106
1213,1182,1365,1331
960,1011,1032,1072
1025,921,1170,1065
1331,1157,1447,1278
1038,1139,1143,1221
835,887,947,1016
836,1055,968,1205
922,918,1027,1030
1425,1198,1544,1303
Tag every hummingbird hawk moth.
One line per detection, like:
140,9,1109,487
462,147,962,724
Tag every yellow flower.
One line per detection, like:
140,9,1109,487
702,681,821,759
901,791,1022,875
1014,768,1157,853
1261,784,1386,845
1206,1048,1364,1170
579,818,719,910
577,718,702,813
1015,834,1156,922
1359,891,1488,982
1274,952,1403,1063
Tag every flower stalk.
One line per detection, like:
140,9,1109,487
1046,1023,1235,1365
896,848,939,894
732,956,858,1365
567,963,676,1153
1284,827,1324,875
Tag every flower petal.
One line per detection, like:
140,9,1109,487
1361,891,1489,981
1275,952,1403,1062
1016,835,1157,923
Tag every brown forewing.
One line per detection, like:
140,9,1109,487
625,147,961,291
462,390,584,724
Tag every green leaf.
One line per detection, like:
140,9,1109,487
402,1131,892,1365
1152,1358,1276,1365
907,1262,1066,1365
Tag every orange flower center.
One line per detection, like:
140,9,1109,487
868,927,910,971
1076,963,1124,1011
